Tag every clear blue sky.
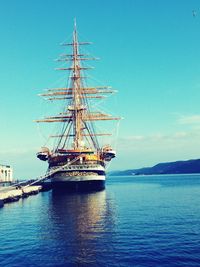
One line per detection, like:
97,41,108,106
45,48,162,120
1,0,200,179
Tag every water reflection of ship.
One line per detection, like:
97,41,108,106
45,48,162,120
47,190,115,266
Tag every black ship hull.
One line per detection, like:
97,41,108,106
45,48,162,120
51,180,105,192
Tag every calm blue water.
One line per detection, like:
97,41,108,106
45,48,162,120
1,174,200,267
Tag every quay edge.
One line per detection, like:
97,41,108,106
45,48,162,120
0,185,43,206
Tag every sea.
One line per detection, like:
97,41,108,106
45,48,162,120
1,174,200,267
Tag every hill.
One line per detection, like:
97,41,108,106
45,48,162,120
109,159,200,176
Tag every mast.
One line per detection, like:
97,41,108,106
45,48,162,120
36,21,121,152
71,19,83,149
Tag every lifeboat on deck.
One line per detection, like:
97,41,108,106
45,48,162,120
101,145,116,161
37,147,50,161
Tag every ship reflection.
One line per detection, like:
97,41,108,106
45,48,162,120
47,190,115,266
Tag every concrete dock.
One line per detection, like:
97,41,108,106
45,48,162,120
0,185,42,206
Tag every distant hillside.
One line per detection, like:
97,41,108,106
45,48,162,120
109,159,200,176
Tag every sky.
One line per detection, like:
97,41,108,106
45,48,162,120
1,0,200,179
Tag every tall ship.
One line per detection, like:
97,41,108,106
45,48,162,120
36,21,120,191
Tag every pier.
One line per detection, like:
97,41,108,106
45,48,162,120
0,185,43,208
0,174,52,208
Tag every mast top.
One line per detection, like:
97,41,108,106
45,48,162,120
74,18,77,31
73,18,78,44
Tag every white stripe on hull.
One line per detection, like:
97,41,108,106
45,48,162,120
51,173,105,182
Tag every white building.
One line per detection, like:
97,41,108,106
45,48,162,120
0,165,13,182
